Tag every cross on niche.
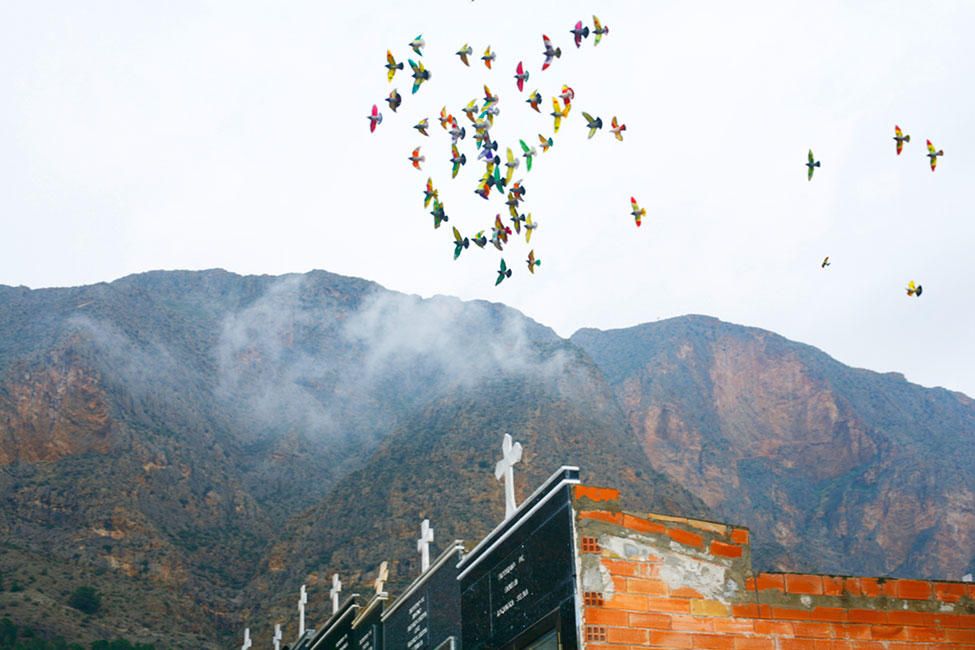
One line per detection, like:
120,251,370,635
298,584,307,637
417,518,435,573
495,433,523,519
374,560,389,595
273,624,282,650
240,628,251,650
330,573,342,614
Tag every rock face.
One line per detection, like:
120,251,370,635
0,274,972,647
571,315,975,580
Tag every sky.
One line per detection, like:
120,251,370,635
1,1,974,397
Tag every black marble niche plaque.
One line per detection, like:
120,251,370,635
382,545,463,650
351,597,384,650
459,479,579,649
309,596,359,650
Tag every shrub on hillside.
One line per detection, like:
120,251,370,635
67,587,102,615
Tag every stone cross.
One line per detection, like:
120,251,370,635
330,573,342,614
417,518,434,573
298,584,307,637
240,628,251,650
273,624,282,650
494,433,523,519
374,560,389,595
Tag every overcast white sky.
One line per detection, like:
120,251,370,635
1,1,973,396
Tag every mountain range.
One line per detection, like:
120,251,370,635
0,269,971,648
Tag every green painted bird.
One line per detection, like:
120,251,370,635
452,227,469,259
430,199,448,229
519,139,536,171
582,112,603,139
496,258,512,285
806,149,821,180
471,230,488,248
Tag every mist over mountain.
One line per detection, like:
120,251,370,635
0,270,971,647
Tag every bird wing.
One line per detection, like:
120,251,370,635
611,116,618,130
593,15,602,31
808,149,814,163
897,139,903,155
895,125,903,138
808,164,814,181
500,258,507,272
506,147,515,164
520,139,530,154
516,61,524,76
926,139,936,154
453,226,462,243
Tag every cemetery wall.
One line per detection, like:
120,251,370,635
572,485,975,649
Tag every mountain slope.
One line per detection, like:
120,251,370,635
571,315,975,579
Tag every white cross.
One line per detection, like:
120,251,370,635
417,519,434,573
240,628,251,650
298,584,307,637
330,573,342,614
273,624,282,650
495,433,523,519
375,560,389,595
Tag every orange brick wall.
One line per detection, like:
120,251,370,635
572,485,975,649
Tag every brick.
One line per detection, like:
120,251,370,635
793,622,834,638
942,613,975,628
869,625,908,640
822,576,844,596
887,610,936,626
755,574,785,591
906,626,945,642
731,603,766,618
858,578,881,597
629,612,673,629
849,643,884,650
733,638,775,649
880,579,898,598
668,527,705,548
623,513,667,535
628,578,669,595
711,540,743,558
602,558,643,577
646,596,692,613
692,634,736,649
670,614,714,632
604,592,649,611
770,607,841,622
578,510,624,526
843,578,863,596
847,610,886,625
606,626,649,644
586,607,628,626
944,628,975,643
835,623,872,640
649,630,694,648
753,620,793,635
574,484,620,503
671,586,705,599
786,574,824,595
691,599,731,617
745,577,756,590
779,640,818,650
894,578,931,600
934,582,966,602
730,528,749,544
711,618,754,634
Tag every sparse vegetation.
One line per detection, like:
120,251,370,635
0,618,155,649
67,587,101,615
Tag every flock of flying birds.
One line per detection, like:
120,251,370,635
367,18,945,295
367,17,642,285
809,125,945,298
